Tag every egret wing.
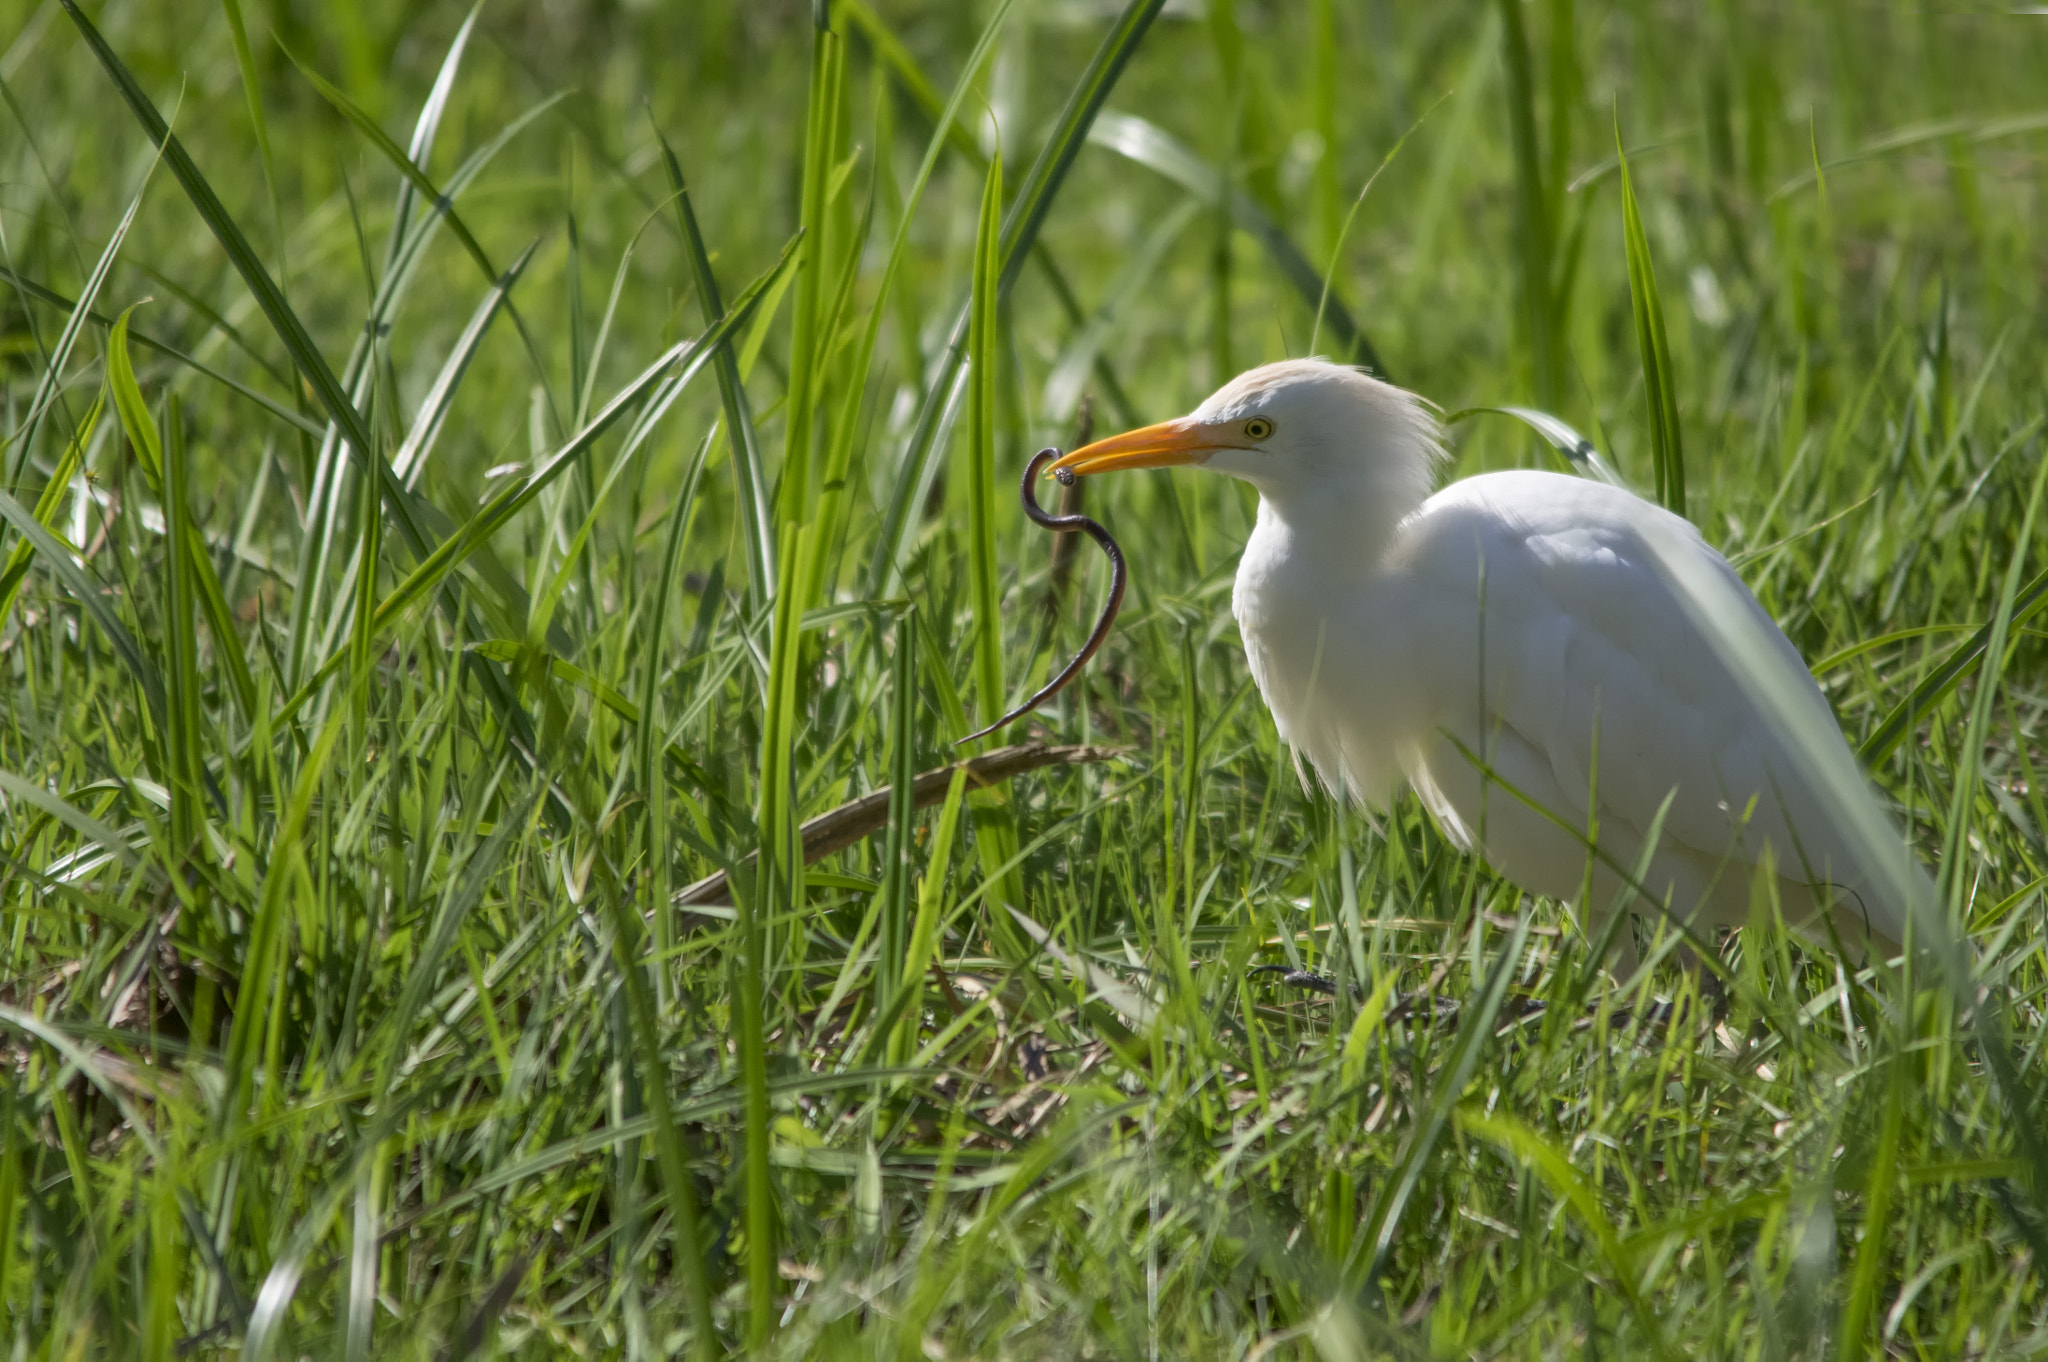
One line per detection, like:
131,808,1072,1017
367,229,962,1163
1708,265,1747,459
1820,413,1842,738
1368,471,1882,931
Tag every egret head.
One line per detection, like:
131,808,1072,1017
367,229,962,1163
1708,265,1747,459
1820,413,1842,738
1046,358,1442,512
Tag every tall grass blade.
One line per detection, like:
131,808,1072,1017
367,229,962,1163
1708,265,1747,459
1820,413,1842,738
274,240,792,719
399,4,482,216
1309,102,1438,361
799,180,876,614
344,418,382,739
743,14,848,1342
217,0,275,195
55,0,432,556
867,0,1169,595
996,0,1168,297
217,0,292,324
1499,0,1561,406
1445,404,1627,486
878,608,920,1012
107,309,258,721
8,146,154,486
220,699,350,1127
1837,1046,1908,1350
1616,114,1686,514
393,241,537,487
637,426,715,1005
654,129,777,610
283,47,504,298
964,157,1005,741
162,396,203,850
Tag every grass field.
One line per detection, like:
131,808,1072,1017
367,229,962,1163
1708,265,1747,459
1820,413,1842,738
4,0,2048,1355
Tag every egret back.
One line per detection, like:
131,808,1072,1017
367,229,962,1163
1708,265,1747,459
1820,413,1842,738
1245,467,1907,955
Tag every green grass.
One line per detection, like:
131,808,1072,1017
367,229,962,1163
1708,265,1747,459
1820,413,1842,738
4,0,2048,1356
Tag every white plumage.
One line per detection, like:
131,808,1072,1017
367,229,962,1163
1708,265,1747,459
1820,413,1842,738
1050,358,1906,966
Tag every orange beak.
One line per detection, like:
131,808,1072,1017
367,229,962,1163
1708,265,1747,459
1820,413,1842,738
1046,419,1231,478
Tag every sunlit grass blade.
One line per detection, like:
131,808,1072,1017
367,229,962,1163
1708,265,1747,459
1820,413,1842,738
217,0,290,322
637,425,715,996
799,180,876,612
282,44,503,300
654,125,777,610
1616,113,1686,514
964,154,1005,744
238,1096,421,1362
877,607,920,1014
217,0,275,196
1500,0,1561,406
162,395,204,849
0,766,138,869
8,144,154,487
392,4,483,244
220,697,350,1127
107,309,259,722
1445,404,1627,486
344,419,382,740
1309,101,1439,362
392,239,538,487
739,7,849,1338
1838,1042,1909,1350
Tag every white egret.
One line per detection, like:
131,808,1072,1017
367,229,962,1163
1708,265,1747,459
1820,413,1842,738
1049,359,1904,968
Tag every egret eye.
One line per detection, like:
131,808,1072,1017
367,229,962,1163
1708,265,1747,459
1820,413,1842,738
1244,416,1276,441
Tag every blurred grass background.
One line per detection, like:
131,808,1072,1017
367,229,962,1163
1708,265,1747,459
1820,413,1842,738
4,0,2048,1356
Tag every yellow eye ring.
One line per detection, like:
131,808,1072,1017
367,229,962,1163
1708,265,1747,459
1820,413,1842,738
1244,416,1275,441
